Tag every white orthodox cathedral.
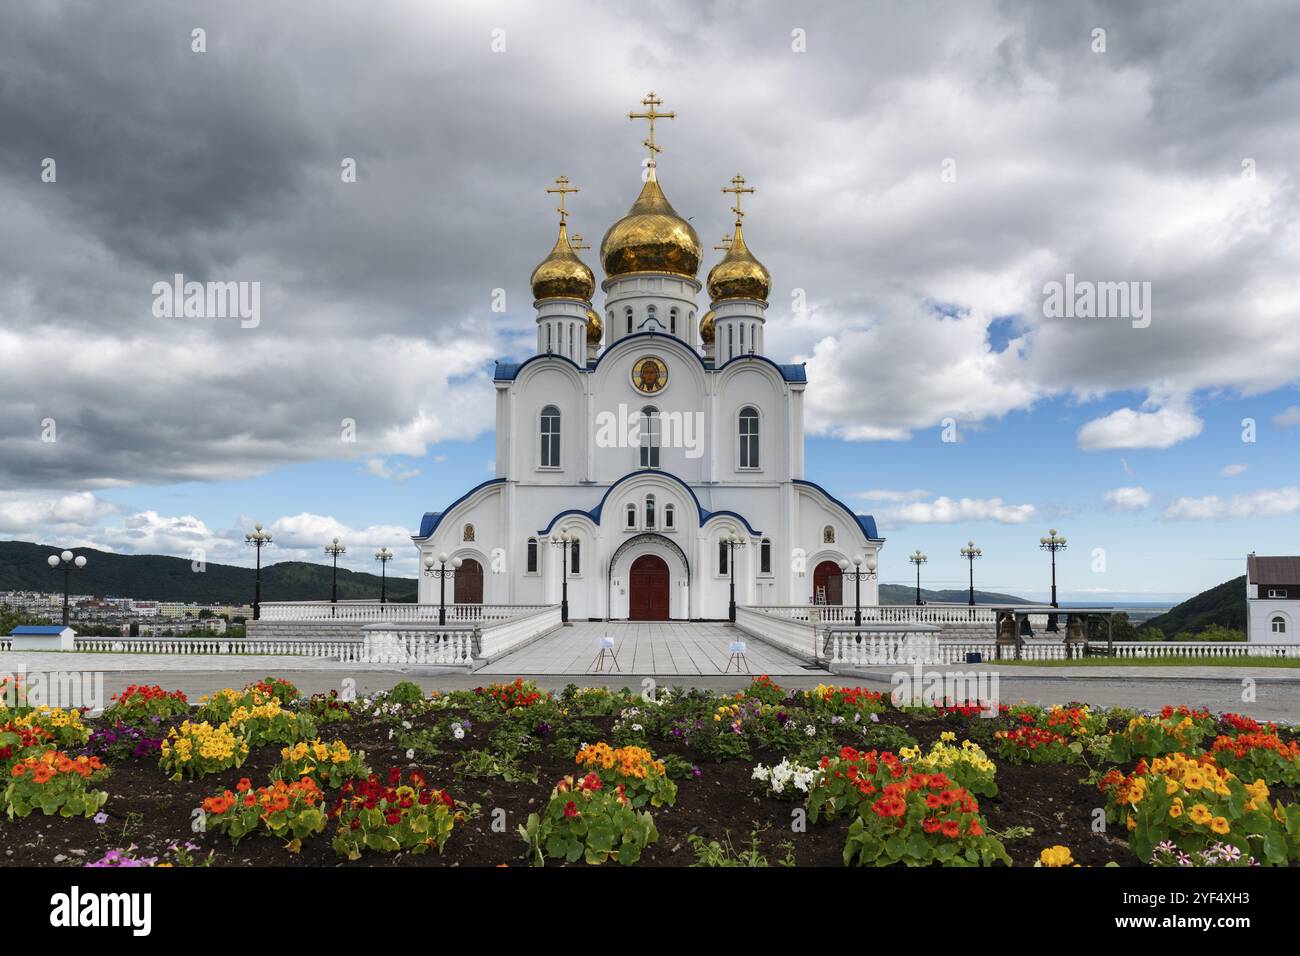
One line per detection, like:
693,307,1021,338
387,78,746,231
413,95,882,620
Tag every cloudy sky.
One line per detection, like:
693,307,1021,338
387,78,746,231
2,0,1299,601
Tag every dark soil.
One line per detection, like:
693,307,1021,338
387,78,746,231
4,700,1293,868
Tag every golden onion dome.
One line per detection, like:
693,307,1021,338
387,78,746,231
699,309,715,344
586,307,603,345
707,223,770,302
530,223,595,301
600,172,702,279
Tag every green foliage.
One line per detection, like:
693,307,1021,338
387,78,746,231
1141,576,1246,637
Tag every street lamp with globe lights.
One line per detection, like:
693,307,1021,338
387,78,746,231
47,550,87,626
244,523,273,620
960,541,982,607
908,549,928,606
837,554,877,626
424,552,462,626
551,530,576,624
1040,529,1067,632
720,528,743,623
374,547,393,604
324,538,346,616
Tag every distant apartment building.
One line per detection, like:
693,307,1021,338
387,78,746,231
1246,554,1299,643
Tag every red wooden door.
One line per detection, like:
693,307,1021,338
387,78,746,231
454,558,483,604
812,560,843,605
629,555,670,620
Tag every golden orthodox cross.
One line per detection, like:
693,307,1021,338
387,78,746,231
722,174,755,224
628,91,675,164
546,175,579,224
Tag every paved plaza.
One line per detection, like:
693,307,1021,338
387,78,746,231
477,621,810,676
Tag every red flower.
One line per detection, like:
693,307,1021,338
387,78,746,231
564,801,578,818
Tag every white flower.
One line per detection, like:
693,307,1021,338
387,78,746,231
804,724,816,737
632,723,643,732
453,724,465,740
405,749,415,759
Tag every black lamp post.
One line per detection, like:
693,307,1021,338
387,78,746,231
374,547,393,604
244,523,272,620
46,550,87,626
1040,528,1067,632
908,549,927,606
838,554,877,626
551,530,574,624
720,528,742,623
423,552,462,626
960,540,982,607
324,537,346,617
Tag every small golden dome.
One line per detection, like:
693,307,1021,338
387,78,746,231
699,309,715,344
530,224,595,301
707,223,770,302
586,308,603,345
600,172,702,279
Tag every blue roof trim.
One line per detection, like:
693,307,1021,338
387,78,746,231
792,478,883,542
10,625,69,635
538,470,762,536
415,478,506,539
494,332,806,383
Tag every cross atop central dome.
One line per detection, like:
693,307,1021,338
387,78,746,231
599,92,702,280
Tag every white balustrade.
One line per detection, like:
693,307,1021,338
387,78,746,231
257,602,550,623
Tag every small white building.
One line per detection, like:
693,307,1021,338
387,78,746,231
1246,554,1298,643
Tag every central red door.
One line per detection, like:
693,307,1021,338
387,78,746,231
629,555,670,620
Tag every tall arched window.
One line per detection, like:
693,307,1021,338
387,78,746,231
1273,616,1288,634
625,307,633,334
740,323,745,352
718,539,729,575
670,308,678,335
645,494,656,530
760,538,772,574
570,539,581,574
739,406,760,469
545,323,553,353
639,405,660,468
540,405,561,468
727,324,734,360
526,537,538,574
625,503,637,529
568,324,574,359
664,504,675,530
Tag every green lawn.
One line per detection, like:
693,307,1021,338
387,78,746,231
995,655,1300,668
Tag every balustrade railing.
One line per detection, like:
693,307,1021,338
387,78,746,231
256,602,550,623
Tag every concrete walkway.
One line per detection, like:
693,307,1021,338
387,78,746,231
477,621,812,676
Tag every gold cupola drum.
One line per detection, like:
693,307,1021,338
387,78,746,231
530,177,595,301
531,177,595,364
707,174,770,303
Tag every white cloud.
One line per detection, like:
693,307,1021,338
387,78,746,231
1220,463,1248,477
1274,406,1300,429
876,496,1036,526
1077,400,1204,451
1104,486,1153,510
852,488,931,502
1164,486,1300,520
365,457,420,482
0,491,115,535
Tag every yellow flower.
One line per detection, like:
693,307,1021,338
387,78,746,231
1188,804,1212,825
1210,816,1230,835
1038,845,1074,867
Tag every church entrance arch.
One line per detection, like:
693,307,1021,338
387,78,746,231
812,560,843,605
454,558,484,604
607,533,691,621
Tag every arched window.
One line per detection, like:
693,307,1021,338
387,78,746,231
718,539,729,575
1273,616,1287,634
545,323,553,353
625,307,633,334
540,405,561,468
670,308,678,335
740,322,745,352
646,304,657,329
739,406,760,469
727,324,734,360
823,525,835,544
568,324,574,359
625,503,637,529
664,504,675,530
639,405,660,468
570,539,581,574
645,494,656,530
760,538,772,574
526,538,538,574
463,523,475,542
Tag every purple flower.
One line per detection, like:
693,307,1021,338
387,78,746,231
93,812,108,825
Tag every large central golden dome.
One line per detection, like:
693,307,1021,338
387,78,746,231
600,172,702,279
